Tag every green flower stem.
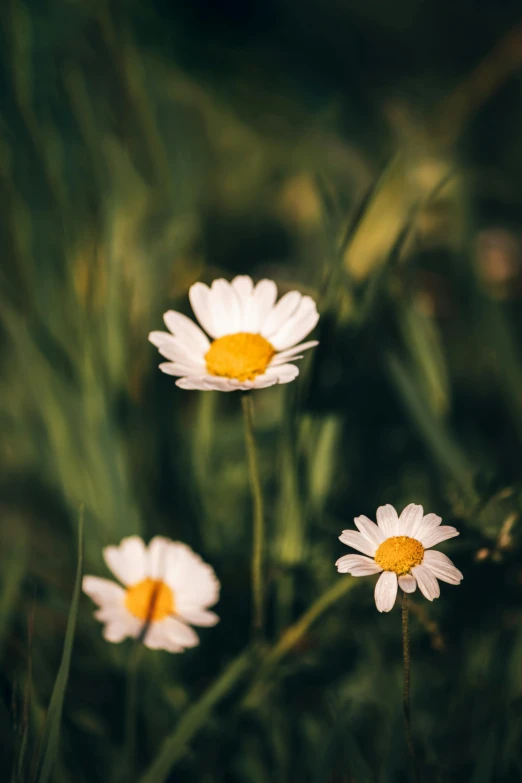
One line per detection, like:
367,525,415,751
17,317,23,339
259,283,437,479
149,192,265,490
243,575,358,707
138,649,254,783
402,592,419,783
241,393,265,638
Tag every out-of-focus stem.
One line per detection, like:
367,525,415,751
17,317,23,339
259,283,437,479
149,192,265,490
241,393,265,639
402,593,419,783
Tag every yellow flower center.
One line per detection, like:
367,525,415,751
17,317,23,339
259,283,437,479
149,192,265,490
374,536,424,576
125,578,175,622
205,332,275,382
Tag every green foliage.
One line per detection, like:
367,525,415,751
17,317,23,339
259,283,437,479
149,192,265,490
36,507,84,783
139,649,254,783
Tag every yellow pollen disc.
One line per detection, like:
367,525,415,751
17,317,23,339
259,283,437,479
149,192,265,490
125,578,175,622
205,332,275,382
374,536,424,576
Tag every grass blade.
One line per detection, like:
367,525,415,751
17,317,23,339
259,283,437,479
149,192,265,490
36,504,85,783
386,351,476,503
139,649,254,783
0,533,27,661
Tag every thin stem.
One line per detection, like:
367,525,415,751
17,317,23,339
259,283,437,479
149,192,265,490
241,393,265,638
402,592,419,783
138,649,254,783
243,575,358,708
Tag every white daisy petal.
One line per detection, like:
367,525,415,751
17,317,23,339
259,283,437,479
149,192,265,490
398,574,417,593
418,525,460,549
375,571,398,612
162,310,211,352
261,291,302,338
231,275,254,299
102,618,138,643
163,543,220,611
93,603,127,622
165,618,200,647
144,617,199,652
159,362,206,377
142,622,180,652
208,279,242,336
270,340,319,364
149,331,175,348
189,282,218,338
244,279,278,332
249,374,280,389
262,363,299,385
411,564,440,600
354,515,385,549
103,536,147,586
174,376,205,390
339,530,377,557
222,379,255,391
158,346,201,368
157,338,206,367
399,504,424,537
175,375,236,391
422,550,463,584
179,608,219,627
147,536,174,579
335,554,382,575
422,513,442,528
254,279,279,328
376,504,400,537
231,275,254,329
414,513,444,543
414,513,443,542
276,309,319,351
208,376,251,391
269,354,305,367
82,577,125,606
270,296,319,351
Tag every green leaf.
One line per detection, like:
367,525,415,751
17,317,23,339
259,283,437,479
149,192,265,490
138,649,254,783
386,350,476,504
36,505,85,783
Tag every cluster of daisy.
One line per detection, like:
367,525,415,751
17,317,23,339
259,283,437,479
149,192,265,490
83,275,462,650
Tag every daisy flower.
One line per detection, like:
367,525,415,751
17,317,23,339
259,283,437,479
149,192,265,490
83,536,219,652
336,504,463,612
149,275,319,391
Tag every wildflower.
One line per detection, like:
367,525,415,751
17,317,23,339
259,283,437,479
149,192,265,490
83,536,219,651
149,276,319,391
336,504,462,612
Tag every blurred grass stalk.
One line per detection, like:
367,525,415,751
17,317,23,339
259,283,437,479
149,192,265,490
242,394,267,638
139,574,359,780
35,506,84,783
386,351,476,505
138,649,255,783
401,594,419,783
244,575,359,708
0,534,27,663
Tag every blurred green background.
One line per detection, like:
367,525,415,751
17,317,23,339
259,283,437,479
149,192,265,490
2,1,522,781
